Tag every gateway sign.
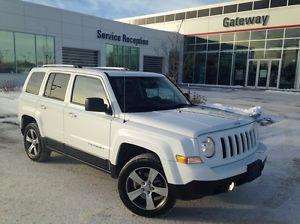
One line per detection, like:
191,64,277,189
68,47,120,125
97,29,149,46
223,15,269,28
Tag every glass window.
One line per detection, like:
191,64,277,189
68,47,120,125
184,44,195,52
71,76,108,106
254,0,270,9
36,35,55,66
285,28,300,38
25,72,45,95
271,0,287,7
175,12,185,20
186,11,197,19
289,0,300,5
236,32,250,41
221,43,234,51
194,53,206,84
196,35,207,44
224,4,237,13
198,9,209,17
185,36,195,45
106,44,139,71
267,29,284,39
15,33,36,74
233,52,247,85
135,19,146,25
206,53,219,84
238,2,253,12
208,43,220,51
210,7,223,16
280,50,298,89
195,44,207,51
146,17,155,24
207,34,220,43
221,33,234,42
0,31,15,73
156,16,164,23
284,39,300,48
165,14,175,22
218,52,232,85
265,50,282,58
235,41,249,50
266,39,283,49
44,73,70,101
250,40,266,49
251,30,266,40
183,53,194,83
249,50,265,59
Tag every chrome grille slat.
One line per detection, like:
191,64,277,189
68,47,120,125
219,126,258,160
224,137,231,159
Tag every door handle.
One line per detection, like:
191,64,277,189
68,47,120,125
68,112,77,118
40,105,47,110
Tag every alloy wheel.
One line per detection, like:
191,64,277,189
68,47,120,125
25,129,40,158
125,167,168,211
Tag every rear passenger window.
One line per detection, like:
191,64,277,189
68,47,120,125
44,73,70,101
25,72,45,95
71,76,109,106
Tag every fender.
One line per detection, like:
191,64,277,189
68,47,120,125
109,124,197,183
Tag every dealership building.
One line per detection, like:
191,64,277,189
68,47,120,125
0,0,300,90
0,0,178,87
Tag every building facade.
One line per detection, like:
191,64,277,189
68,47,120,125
0,0,178,88
120,0,300,90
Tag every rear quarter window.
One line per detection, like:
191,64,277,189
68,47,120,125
44,73,70,101
25,72,46,95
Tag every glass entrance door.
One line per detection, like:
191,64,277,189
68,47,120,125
246,59,281,88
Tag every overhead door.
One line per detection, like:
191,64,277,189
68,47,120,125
143,56,163,73
62,47,98,67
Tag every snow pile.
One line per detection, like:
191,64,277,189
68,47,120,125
207,103,276,126
0,90,20,125
209,103,262,117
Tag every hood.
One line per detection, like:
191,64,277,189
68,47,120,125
126,105,254,138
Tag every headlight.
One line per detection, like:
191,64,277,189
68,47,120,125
200,137,215,158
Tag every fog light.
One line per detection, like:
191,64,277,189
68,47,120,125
229,182,235,191
176,155,202,164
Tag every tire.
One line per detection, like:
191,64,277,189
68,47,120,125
118,153,175,217
23,123,51,162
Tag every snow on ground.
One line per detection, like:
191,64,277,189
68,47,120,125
0,90,20,125
0,87,300,223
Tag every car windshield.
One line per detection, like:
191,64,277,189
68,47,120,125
109,76,191,113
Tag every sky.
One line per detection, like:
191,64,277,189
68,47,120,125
22,0,233,19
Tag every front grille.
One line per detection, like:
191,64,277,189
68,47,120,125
220,128,257,159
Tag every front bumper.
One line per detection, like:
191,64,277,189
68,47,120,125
170,158,266,200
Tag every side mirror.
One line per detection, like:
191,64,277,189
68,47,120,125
85,98,111,114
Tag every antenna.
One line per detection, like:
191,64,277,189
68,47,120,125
123,74,126,123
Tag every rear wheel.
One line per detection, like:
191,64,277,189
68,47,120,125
118,154,175,217
24,123,51,162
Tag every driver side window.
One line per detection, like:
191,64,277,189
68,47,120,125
71,75,109,106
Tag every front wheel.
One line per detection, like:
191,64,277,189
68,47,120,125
118,154,175,217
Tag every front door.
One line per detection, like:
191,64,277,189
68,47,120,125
246,59,281,88
64,75,112,164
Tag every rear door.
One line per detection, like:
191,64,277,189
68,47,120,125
63,74,112,163
38,72,71,145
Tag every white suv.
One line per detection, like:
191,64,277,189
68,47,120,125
18,65,267,217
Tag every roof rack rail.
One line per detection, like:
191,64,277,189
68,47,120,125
84,66,129,71
42,64,82,68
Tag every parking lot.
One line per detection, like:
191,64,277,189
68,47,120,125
0,88,300,224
